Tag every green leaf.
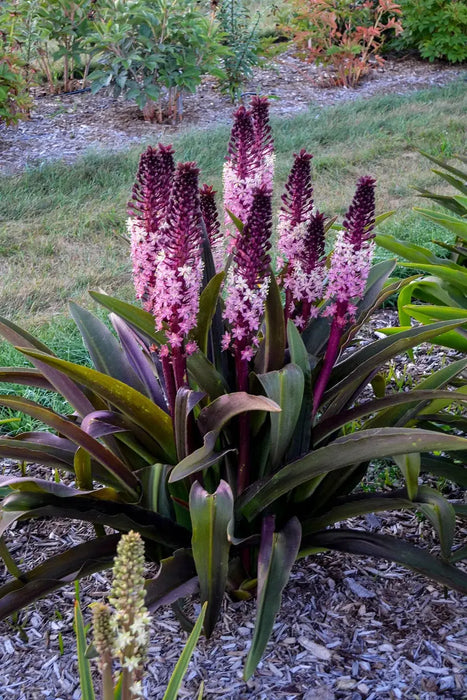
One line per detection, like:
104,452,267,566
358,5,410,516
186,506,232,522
240,428,467,521
420,455,467,487
399,263,467,290
393,453,420,501
262,272,286,373
0,395,140,498
257,364,304,471
169,431,236,483
0,535,120,620
414,207,467,238
187,351,228,400
18,349,176,463
300,528,467,593
74,589,96,700
192,272,225,355
89,291,165,345
163,601,207,700
69,302,146,393
197,392,280,436
286,321,312,459
417,486,456,559
243,516,301,680
189,480,233,637
145,549,198,611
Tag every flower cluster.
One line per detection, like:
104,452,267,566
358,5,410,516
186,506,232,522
108,531,151,697
223,96,275,250
323,175,376,326
128,144,175,307
222,185,273,362
128,149,204,355
200,183,223,272
277,149,326,328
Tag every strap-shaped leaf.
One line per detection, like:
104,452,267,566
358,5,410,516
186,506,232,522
192,272,225,355
414,207,467,238
0,395,140,499
286,321,312,460
393,453,420,501
17,348,176,463
0,437,75,468
187,351,228,400
257,364,304,471
417,486,456,559
244,516,301,680
111,314,167,409
88,290,165,345
0,367,54,390
0,534,120,620
240,428,467,521
300,528,467,593
190,480,233,637
69,302,146,393
0,315,95,417
74,590,96,700
420,455,467,487
163,602,207,700
197,392,280,436
261,272,286,373
169,431,236,483
145,549,198,611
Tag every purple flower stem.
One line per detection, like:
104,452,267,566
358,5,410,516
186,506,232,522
235,353,250,497
161,354,177,420
312,303,347,418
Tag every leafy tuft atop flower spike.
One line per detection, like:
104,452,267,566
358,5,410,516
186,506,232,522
199,183,223,272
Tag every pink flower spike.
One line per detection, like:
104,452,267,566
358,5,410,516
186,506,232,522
149,162,204,357
223,184,272,362
199,184,224,271
128,144,175,308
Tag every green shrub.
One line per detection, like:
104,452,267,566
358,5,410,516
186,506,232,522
0,42,31,124
396,0,467,63
86,0,226,122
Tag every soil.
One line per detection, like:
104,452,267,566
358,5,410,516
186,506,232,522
1,52,465,176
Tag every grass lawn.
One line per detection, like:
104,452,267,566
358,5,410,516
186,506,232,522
0,80,465,334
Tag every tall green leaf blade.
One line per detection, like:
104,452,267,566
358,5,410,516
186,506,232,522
393,453,420,500
244,516,301,680
193,272,225,355
414,207,467,237
257,364,304,470
189,480,233,637
187,351,228,400
89,291,165,345
240,428,467,520
163,602,207,700
417,486,456,559
18,349,176,463
286,321,312,459
0,395,140,498
74,590,96,700
262,272,286,373
69,302,146,394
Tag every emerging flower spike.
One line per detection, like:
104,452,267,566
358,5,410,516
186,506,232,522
199,184,223,272
149,162,204,353
223,184,272,362
323,175,377,326
128,144,175,307
223,100,274,249
109,531,151,691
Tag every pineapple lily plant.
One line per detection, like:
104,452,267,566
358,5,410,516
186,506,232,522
0,98,467,679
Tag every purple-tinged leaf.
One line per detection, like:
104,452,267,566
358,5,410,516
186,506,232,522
111,314,168,409
0,535,121,620
190,480,234,637
0,395,140,498
417,486,456,559
0,437,74,468
0,315,96,418
145,549,198,611
244,516,301,680
0,367,54,391
197,392,280,436
174,388,205,462
88,290,165,345
169,431,236,483
17,349,176,463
